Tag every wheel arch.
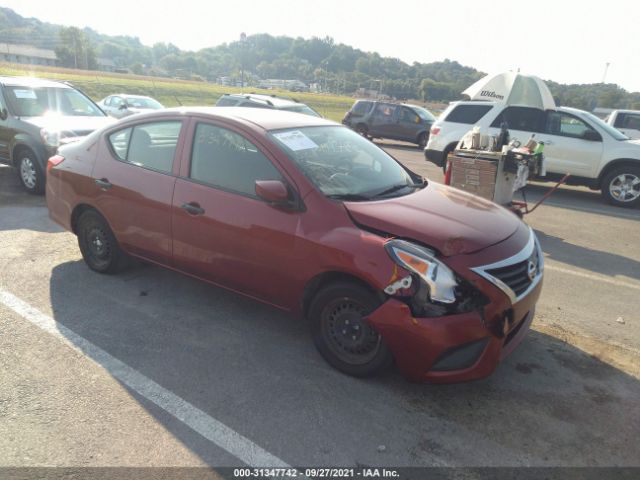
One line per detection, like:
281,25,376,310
70,203,110,235
300,271,384,319
597,159,640,188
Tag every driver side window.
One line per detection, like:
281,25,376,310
545,112,597,139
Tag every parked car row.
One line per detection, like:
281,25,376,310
424,101,640,207
0,76,322,194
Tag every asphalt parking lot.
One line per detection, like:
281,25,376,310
1,144,639,471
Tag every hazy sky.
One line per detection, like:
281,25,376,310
3,0,639,92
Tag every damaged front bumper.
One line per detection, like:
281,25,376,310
366,278,542,383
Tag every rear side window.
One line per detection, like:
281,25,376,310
189,123,282,196
216,97,239,106
490,106,545,132
444,104,492,124
622,113,640,130
351,101,372,116
107,121,181,174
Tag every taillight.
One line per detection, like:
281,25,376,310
47,155,65,173
430,126,441,136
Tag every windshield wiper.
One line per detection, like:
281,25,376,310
326,193,372,201
371,180,425,198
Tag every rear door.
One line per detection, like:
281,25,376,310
171,119,302,308
0,88,10,162
369,103,399,138
488,106,545,144
538,111,604,177
91,118,185,264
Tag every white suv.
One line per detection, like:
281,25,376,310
425,101,640,207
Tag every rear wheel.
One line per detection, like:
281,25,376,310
355,123,370,139
417,132,428,149
16,149,45,194
601,166,640,208
309,282,393,377
77,210,129,274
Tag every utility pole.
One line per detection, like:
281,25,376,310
602,62,610,83
240,32,246,92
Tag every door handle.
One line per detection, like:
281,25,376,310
181,202,205,216
95,178,112,190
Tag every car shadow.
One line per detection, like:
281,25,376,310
519,183,640,220
535,229,640,281
374,140,422,152
48,260,640,467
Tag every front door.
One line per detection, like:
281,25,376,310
91,119,184,264
171,120,301,308
538,111,604,177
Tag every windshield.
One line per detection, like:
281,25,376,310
582,111,629,141
410,105,436,122
5,86,105,117
125,97,163,109
282,104,321,117
269,126,421,200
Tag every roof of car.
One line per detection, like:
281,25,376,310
222,93,302,108
0,76,73,88
110,94,155,99
161,106,335,130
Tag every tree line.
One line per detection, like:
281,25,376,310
1,6,639,110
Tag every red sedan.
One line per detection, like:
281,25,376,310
46,107,543,382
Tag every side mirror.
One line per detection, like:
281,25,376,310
582,130,601,141
0,108,8,121
119,103,128,110
255,180,290,206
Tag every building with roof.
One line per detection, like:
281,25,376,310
0,43,57,66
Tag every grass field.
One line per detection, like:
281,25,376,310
0,62,355,121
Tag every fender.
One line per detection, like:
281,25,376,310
11,132,51,169
597,158,640,187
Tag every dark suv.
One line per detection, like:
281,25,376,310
0,76,112,193
215,93,321,117
342,100,436,148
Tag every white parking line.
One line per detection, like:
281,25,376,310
0,288,290,468
545,264,640,291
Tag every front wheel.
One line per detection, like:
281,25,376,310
309,282,393,377
601,166,640,208
77,210,129,274
17,150,45,194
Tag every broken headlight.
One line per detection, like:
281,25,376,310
384,239,457,304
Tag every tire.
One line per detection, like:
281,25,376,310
601,166,640,208
417,132,428,149
76,210,129,274
16,149,45,194
355,124,370,139
309,282,393,377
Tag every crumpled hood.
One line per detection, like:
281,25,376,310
344,182,522,256
21,115,114,135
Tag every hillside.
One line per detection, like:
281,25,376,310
0,6,639,110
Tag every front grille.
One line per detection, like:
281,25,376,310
486,259,532,297
470,229,543,304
